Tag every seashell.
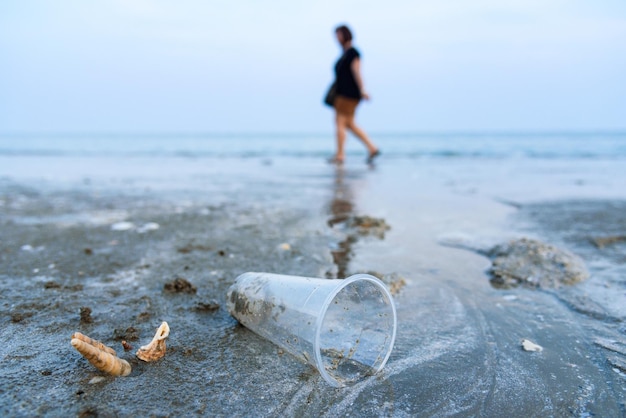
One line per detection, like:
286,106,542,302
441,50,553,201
137,222,159,233
521,339,543,352
136,322,170,362
111,221,135,231
71,332,117,356
71,333,131,376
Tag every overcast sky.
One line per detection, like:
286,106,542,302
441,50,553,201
1,0,625,133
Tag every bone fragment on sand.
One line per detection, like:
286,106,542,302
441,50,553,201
136,321,170,362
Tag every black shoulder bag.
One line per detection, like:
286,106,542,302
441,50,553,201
323,82,337,107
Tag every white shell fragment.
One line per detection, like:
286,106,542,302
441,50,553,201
21,244,44,252
111,221,135,231
137,222,160,233
136,322,170,362
521,339,543,352
89,376,107,384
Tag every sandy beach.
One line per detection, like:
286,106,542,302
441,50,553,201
1,134,625,416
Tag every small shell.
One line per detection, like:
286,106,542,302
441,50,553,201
521,339,543,352
136,322,170,362
71,332,117,356
71,334,131,376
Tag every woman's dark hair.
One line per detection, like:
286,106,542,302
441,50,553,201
335,25,353,43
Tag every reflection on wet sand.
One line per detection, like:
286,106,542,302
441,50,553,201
327,165,356,278
326,166,391,279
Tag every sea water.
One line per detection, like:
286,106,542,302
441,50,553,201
1,131,625,159
1,132,625,201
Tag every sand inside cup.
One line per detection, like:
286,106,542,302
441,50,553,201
227,273,397,387
316,275,397,385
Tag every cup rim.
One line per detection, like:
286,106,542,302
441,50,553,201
313,273,397,387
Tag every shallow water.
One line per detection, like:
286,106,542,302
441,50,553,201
1,134,625,416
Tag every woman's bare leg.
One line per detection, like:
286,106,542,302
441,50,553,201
333,113,348,163
347,118,378,154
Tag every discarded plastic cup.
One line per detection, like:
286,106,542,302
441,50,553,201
227,272,397,387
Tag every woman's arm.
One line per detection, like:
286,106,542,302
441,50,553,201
350,58,370,100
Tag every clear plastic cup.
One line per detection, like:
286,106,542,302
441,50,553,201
227,272,397,387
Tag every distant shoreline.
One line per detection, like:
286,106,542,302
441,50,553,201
1,129,625,138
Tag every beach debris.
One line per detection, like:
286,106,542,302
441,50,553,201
113,326,140,341
367,271,407,295
591,235,626,249
44,281,61,289
164,277,197,294
278,242,291,251
137,222,159,233
347,215,390,238
194,301,220,312
136,322,170,362
121,340,133,351
177,243,213,253
79,307,93,324
11,312,33,323
89,376,106,384
382,273,406,295
71,332,132,376
11,310,37,323
329,215,390,237
137,311,151,322
21,244,44,252
485,238,589,289
327,214,391,277
84,248,93,255
111,221,135,231
521,339,543,352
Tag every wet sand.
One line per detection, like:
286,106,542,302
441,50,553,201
1,157,625,416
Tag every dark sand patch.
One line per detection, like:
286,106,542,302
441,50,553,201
163,277,197,294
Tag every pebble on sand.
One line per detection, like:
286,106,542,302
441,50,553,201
521,339,543,352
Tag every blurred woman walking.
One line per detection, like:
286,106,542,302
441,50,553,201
328,25,380,165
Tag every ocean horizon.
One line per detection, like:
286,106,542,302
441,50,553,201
1,131,625,160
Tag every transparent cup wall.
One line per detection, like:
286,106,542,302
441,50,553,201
227,272,397,387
